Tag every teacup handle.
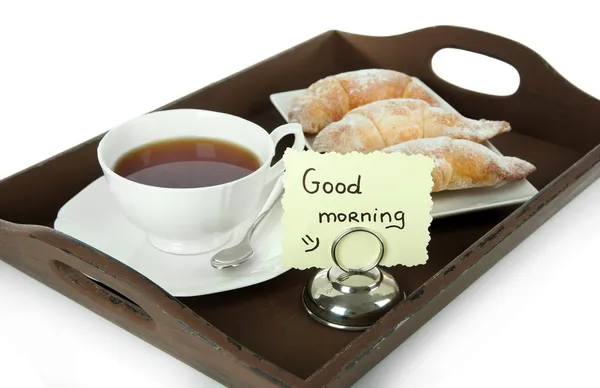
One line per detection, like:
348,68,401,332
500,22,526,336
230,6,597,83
266,123,305,182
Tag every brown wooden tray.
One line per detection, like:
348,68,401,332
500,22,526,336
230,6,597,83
1,25,599,388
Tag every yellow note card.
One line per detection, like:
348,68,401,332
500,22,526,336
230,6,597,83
281,150,435,270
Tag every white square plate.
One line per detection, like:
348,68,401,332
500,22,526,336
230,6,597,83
269,79,539,218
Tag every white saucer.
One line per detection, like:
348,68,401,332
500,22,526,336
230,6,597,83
54,177,287,297
269,78,539,218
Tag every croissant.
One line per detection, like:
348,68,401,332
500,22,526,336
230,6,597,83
312,98,511,154
383,137,536,192
289,69,446,134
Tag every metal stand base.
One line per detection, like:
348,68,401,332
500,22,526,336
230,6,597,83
302,265,405,331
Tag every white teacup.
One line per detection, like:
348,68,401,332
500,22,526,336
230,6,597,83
97,109,305,255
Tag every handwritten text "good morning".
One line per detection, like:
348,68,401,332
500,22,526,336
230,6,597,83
302,168,405,230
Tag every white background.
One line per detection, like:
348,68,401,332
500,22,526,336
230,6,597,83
1,1,599,387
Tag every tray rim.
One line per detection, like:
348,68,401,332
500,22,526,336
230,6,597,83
0,25,599,388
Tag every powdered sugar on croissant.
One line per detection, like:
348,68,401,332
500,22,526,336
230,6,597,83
289,69,445,134
383,137,536,192
312,98,511,154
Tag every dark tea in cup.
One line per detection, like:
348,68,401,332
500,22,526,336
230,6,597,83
113,137,261,189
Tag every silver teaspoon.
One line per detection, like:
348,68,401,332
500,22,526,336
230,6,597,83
210,175,284,269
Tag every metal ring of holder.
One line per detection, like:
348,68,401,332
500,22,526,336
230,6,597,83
331,226,384,273
328,227,385,293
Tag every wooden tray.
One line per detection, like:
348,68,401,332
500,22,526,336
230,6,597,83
1,26,599,388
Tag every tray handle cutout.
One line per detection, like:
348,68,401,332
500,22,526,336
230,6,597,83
51,259,156,328
0,220,182,331
414,26,563,97
431,48,520,96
